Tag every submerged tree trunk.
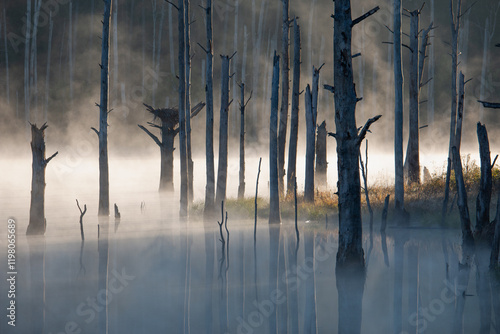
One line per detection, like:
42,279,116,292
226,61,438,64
269,52,281,224
287,18,301,197
215,55,231,208
97,0,112,217
394,0,404,218
27,124,58,235
278,0,290,194
334,1,380,265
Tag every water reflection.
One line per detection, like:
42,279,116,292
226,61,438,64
28,236,46,333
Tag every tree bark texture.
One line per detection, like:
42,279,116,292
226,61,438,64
304,84,315,203
238,83,246,200
315,121,327,186
178,0,188,217
184,0,193,204
269,52,281,224
476,122,492,237
27,123,58,235
287,18,301,197
394,0,404,216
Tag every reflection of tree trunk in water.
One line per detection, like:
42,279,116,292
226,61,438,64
254,236,258,301
451,243,472,334
98,217,109,334
336,256,365,334
476,247,492,334
184,228,192,334
288,229,299,334
490,270,500,330
178,224,187,333
28,236,45,334
393,233,407,334
237,229,245,322
204,224,215,334
278,230,288,332
268,224,280,333
407,242,419,333
380,231,389,267
304,229,317,334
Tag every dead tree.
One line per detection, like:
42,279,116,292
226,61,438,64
238,84,252,199
315,121,327,187
442,0,462,224
277,0,290,193
476,123,493,238
139,102,204,191
492,193,500,268
404,8,432,185
360,140,374,231
332,1,381,265
304,84,315,203
27,123,58,235
178,0,188,217
254,157,262,242
184,0,194,204
215,55,232,208
269,52,281,224
199,0,215,215
394,0,405,218
92,0,112,217
287,18,301,197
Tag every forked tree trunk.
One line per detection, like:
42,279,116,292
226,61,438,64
334,1,380,265
27,123,58,235
215,55,231,208
315,121,327,186
287,18,301,196
203,0,215,215
269,52,281,224
178,0,188,217
394,0,404,217
97,0,112,216
476,122,492,237
278,0,290,193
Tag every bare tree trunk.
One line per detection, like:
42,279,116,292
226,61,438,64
27,123,58,235
476,122,492,238
242,25,248,84
304,84,314,203
315,121,327,187
231,0,239,137
334,1,380,265
44,11,53,123
215,55,231,208
269,52,281,224
443,0,462,224
96,0,112,217
68,0,73,108
360,140,373,231
393,0,404,217
185,0,193,204
112,0,118,107
238,83,249,200
202,0,215,216
278,0,289,194
24,0,31,131
287,18,300,196
404,10,420,185
491,191,500,268
178,0,188,217
455,72,465,154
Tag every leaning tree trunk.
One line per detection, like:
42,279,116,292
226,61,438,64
404,10,420,184
178,0,188,217
269,52,281,224
316,120,327,187
215,55,231,208
277,0,289,194
333,1,380,265
476,122,492,238
203,0,215,215
287,18,301,197
394,0,405,217
97,0,112,217
27,123,58,235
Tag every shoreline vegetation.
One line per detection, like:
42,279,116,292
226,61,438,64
192,155,500,226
